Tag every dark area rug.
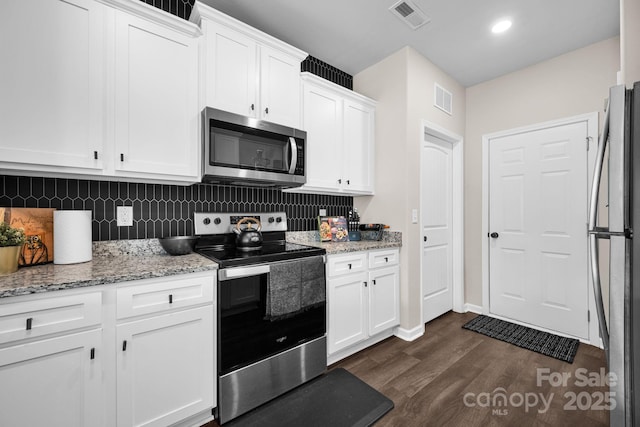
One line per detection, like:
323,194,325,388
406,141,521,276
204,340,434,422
225,368,394,427
462,315,580,363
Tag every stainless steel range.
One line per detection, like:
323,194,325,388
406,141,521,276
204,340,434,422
194,212,327,424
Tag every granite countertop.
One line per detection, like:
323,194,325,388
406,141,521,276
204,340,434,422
1,232,401,298
0,239,218,299
286,230,402,255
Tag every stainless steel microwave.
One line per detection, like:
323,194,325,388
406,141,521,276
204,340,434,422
201,108,306,188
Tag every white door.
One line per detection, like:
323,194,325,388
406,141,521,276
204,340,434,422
489,121,589,338
343,99,375,194
0,330,103,427
203,22,258,118
301,82,343,191
260,45,301,128
327,272,368,354
368,266,400,335
0,0,105,171
117,307,214,427
114,11,199,180
421,136,454,323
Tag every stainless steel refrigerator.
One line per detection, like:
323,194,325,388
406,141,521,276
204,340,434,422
589,81,640,426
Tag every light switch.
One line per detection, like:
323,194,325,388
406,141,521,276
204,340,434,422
411,209,418,224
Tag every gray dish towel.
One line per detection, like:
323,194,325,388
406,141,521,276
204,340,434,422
266,255,325,320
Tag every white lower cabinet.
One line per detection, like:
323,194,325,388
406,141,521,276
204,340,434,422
327,249,400,363
0,271,216,427
115,273,216,427
116,306,214,427
0,329,103,427
0,291,104,427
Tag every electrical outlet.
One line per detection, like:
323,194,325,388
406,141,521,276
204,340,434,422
117,206,133,227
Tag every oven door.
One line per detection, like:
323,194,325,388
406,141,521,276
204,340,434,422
218,259,326,376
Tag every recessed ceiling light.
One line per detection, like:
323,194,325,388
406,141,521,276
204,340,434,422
491,19,512,34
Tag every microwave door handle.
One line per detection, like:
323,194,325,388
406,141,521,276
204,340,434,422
287,137,298,174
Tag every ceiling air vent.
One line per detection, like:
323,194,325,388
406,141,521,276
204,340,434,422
389,0,430,30
434,83,453,115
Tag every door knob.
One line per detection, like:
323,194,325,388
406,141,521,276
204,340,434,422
490,232,499,238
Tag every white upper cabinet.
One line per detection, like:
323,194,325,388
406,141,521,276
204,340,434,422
192,3,306,129
0,0,201,183
0,0,106,172
113,9,199,181
290,73,376,196
202,23,258,118
259,45,304,127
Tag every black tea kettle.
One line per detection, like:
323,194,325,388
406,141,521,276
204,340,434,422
234,217,263,251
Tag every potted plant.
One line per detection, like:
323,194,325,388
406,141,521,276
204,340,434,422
0,222,26,275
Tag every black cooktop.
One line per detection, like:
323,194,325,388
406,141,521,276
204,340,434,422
195,232,325,268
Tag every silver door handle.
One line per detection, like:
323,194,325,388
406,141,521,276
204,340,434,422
588,98,610,230
288,137,298,174
589,233,609,357
219,264,270,281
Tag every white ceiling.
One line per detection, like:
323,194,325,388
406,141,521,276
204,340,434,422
199,0,620,87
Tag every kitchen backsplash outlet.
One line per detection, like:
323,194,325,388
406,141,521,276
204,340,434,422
0,175,353,241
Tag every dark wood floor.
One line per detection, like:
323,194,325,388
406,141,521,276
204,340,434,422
205,311,610,426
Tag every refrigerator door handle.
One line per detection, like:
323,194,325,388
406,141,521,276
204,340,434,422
589,233,609,356
588,98,610,230
587,98,610,358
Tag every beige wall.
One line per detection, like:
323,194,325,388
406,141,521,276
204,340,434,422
621,0,640,85
464,37,620,306
353,46,466,331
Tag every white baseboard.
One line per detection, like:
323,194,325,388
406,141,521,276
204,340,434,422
464,303,483,314
394,324,424,342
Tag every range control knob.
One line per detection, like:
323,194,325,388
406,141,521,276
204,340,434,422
268,217,275,223
214,217,222,225
203,218,211,225
276,217,282,223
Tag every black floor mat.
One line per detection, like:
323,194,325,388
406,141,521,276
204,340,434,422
225,368,394,427
462,314,580,363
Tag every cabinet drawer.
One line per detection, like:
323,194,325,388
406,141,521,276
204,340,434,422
369,249,399,269
0,292,102,345
117,274,215,320
327,252,367,277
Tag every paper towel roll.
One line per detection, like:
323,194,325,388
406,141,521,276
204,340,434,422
54,210,93,265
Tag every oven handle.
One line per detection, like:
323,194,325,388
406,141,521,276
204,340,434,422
219,264,270,281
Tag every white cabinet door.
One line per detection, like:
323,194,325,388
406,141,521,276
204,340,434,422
203,21,258,118
288,74,376,196
343,99,375,194
327,272,368,354
0,329,103,427
0,0,105,172
259,45,301,128
369,266,400,336
116,306,214,427
114,11,199,181
301,83,343,192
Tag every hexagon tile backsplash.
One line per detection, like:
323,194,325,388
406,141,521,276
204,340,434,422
0,175,353,241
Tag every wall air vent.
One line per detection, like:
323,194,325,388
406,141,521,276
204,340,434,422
389,0,430,30
434,83,453,115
